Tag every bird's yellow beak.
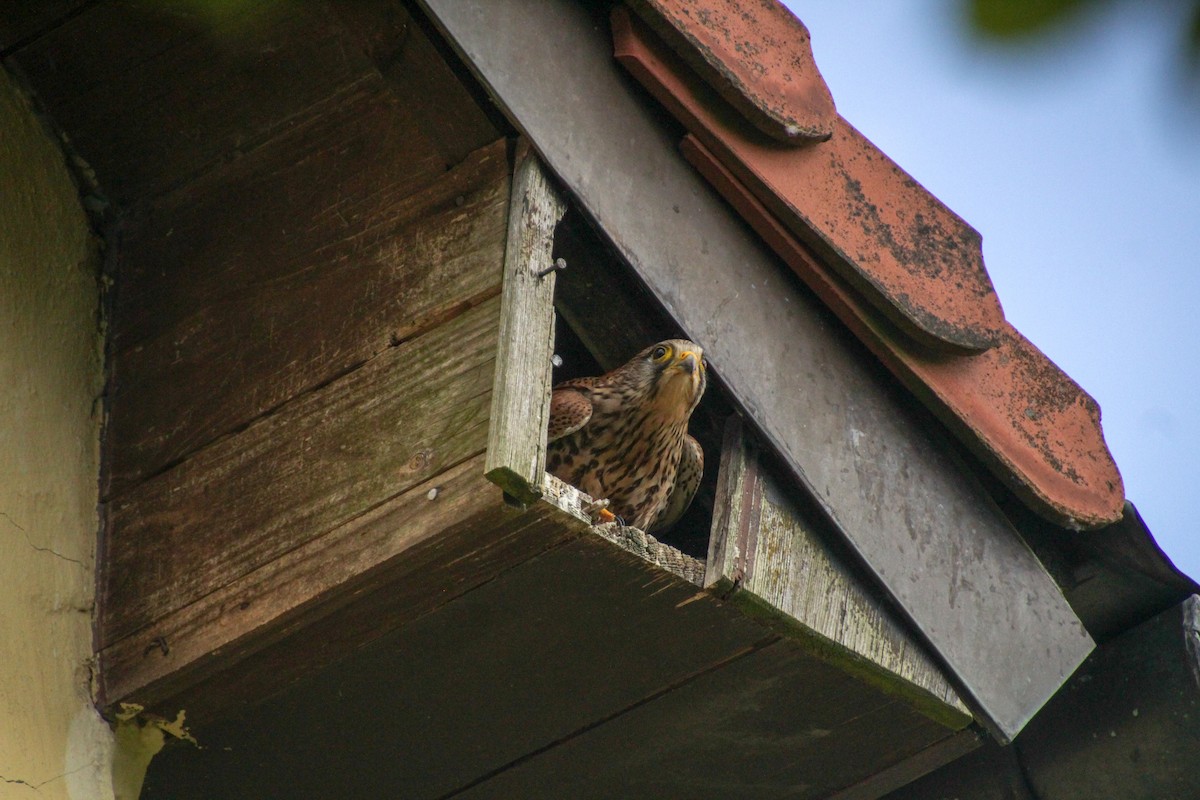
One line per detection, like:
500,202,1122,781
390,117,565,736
670,351,704,398
677,351,700,375
652,348,706,417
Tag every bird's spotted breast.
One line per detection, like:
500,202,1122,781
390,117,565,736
546,339,706,532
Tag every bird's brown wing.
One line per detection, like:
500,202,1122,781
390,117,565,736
649,434,703,532
547,385,594,442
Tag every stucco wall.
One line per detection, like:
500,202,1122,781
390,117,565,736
0,68,113,798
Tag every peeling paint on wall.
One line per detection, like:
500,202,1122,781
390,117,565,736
111,705,197,800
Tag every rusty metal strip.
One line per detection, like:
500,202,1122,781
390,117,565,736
680,133,1124,529
612,6,1004,355
624,0,836,143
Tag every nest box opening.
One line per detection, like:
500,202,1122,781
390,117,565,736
548,208,734,560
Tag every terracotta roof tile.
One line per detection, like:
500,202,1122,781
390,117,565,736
611,3,1125,528
625,0,836,142
613,6,1003,354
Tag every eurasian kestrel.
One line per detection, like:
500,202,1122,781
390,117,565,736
546,339,706,532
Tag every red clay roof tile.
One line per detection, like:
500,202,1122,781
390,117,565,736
683,133,1124,528
613,6,1004,355
625,0,836,142
612,4,1125,528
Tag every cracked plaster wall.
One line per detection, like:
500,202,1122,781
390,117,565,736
0,68,113,798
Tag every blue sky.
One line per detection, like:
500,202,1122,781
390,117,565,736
787,2,1200,578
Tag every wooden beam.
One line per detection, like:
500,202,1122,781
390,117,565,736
485,141,566,504
593,524,706,586
329,0,503,166
828,728,982,800
139,533,773,797
119,477,593,727
709,416,973,730
139,506,971,800
541,472,706,585
101,296,503,648
101,453,494,707
103,127,506,497
447,638,967,800
882,738,1038,800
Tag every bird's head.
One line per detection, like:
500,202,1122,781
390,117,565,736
622,339,707,420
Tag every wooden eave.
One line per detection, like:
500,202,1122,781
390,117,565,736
415,0,1092,740
129,140,978,797
12,0,1191,796
4,0,981,792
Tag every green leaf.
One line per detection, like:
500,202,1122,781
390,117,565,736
969,0,1094,37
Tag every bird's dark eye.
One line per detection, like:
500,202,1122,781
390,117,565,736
651,345,670,362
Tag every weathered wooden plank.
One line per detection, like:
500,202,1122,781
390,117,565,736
139,558,972,799
484,141,566,503
130,467,972,799
101,454,603,716
829,728,981,800
140,533,775,799
9,0,374,201
124,479,595,729
708,416,972,728
541,471,706,584
881,739,1036,800
109,77,453,354
455,640,964,800
101,453,489,705
101,295,503,647
592,523,706,585
418,0,1092,739
105,134,507,496
330,0,502,165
